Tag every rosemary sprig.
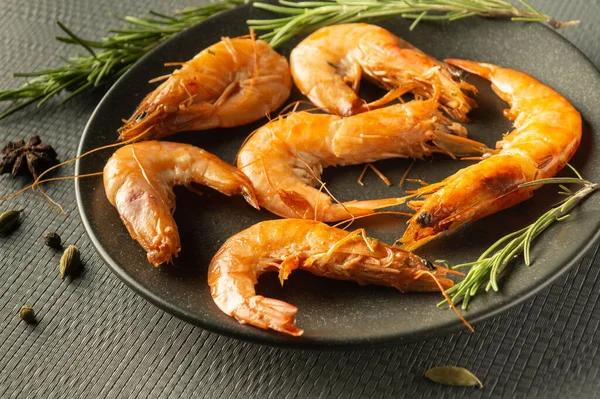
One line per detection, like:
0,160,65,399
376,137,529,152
0,0,245,120
248,0,579,48
0,0,580,119
438,168,597,310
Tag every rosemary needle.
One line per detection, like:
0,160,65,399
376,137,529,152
0,0,245,120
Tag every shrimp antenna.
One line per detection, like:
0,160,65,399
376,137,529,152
399,159,415,188
333,211,413,229
148,74,172,84
414,270,474,333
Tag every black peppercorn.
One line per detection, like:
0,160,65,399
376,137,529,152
44,231,62,248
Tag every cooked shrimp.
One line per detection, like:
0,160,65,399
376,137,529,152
104,141,259,265
400,60,582,250
237,100,489,222
290,23,476,120
208,219,454,336
118,35,292,140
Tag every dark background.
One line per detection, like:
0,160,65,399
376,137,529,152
1,0,599,397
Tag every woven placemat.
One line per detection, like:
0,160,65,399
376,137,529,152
0,0,598,397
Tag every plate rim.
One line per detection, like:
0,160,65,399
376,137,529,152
75,4,600,348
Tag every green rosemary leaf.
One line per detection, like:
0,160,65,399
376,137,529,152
409,11,427,31
566,163,584,179
61,81,93,104
0,96,44,120
148,10,180,21
56,21,98,59
519,177,591,187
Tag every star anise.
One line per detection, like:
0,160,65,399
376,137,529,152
0,135,59,179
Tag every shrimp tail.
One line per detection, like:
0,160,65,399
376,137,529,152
445,59,495,79
241,185,260,210
120,103,221,141
233,296,304,336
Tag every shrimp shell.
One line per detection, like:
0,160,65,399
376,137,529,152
237,100,488,222
118,35,292,140
208,219,454,336
401,60,582,250
104,141,259,265
290,23,476,119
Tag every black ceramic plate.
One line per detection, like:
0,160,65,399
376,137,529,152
76,4,600,348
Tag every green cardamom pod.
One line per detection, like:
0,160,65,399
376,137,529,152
19,305,36,323
425,366,483,388
0,209,22,235
60,245,81,279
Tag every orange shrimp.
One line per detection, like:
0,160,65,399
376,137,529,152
400,60,582,250
118,35,292,140
290,23,476,119
237,100,488,222
208,219,454,336
104,141,259,265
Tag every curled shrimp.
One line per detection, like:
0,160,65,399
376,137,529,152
401,60,582,250
118,34,292,140
104,141,259,265
208,219,454,336
237,100,489,222
290,23,476,119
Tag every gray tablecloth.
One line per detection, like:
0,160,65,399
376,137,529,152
1,0,599,397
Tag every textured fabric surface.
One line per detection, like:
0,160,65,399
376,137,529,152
0,0,598,398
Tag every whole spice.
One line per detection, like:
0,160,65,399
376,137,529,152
0,135,59,179
60,245,81,279
44,231,62,249
0,209,22,235
425,366,483,388
19,305,36,323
